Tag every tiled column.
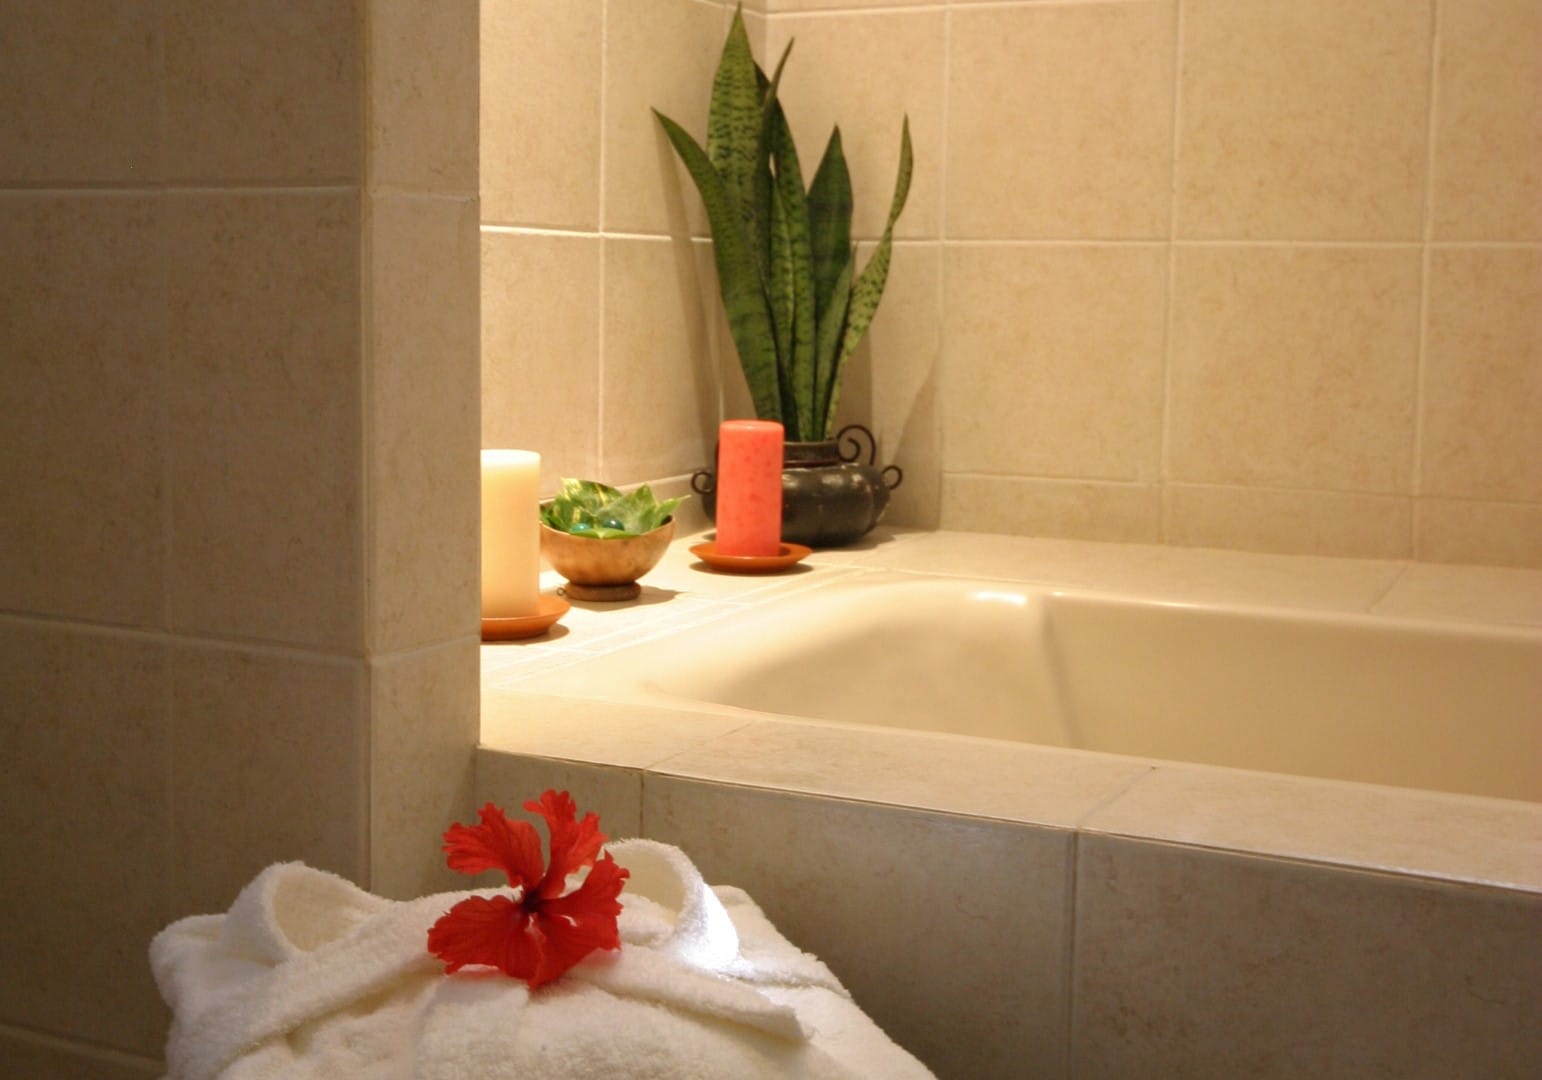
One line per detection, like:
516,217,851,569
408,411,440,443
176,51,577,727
0,1,482,1072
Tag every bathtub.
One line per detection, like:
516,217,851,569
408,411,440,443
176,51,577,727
596,573,1542,803
481,529,1542,1077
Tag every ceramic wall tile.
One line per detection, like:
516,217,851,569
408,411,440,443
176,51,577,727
475,751,643,841
600,237,716,484
652,720,1149,829
0,622,169,1055
0,1034,161,1080
1083,767,1542,894
370,641,480,900
1164,484,1413,560
1374,561,1542,628
0,1,159,184
1431,0,1542,240
482,691,749,770
941,475,1163,545
1073,836,1542,1077
770,0,932,11
857,242,941,528
643,778,1073,1079
369,196,481,653
1415,498,1542,570
481,0,601,228
1167,246,1421,492
766,10,941,241
702,238,756,425
603,0,727,235
1420,247,1542,502
1176,0,1431,240
368,0,478,195
948,2,1174,239
170,643,367,918
0,195,164,627
482,230,602,492
163,192,364,650
943,244,1167,480
164,0,360,182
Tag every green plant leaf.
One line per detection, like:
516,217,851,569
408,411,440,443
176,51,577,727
654,109,783,423
807,127,853,335
768,175,796,423
824,116,912,437
707,7,766,245
541,480,684,538
812,250,853,432
752,44,793,290
769,103,816,441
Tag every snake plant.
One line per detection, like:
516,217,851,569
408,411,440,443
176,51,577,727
654,6,912,443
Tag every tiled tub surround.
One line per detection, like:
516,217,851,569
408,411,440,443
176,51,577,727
484,0,1542,569
481,529,1542,1078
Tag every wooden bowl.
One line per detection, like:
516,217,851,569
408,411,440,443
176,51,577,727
539,519,674,601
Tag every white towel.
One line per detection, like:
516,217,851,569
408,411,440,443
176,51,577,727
150,838,934,1079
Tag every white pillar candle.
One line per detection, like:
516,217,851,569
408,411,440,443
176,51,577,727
481,449,542,618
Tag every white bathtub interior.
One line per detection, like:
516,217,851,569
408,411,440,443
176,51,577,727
582,573,1541,803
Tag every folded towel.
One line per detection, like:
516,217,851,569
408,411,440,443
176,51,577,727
150,838,934,1079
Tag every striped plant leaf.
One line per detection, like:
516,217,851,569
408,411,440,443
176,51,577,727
659,11,912,442
824,116,912,437
706,8,764,243
812,251,853,433
768,174,795,421
752,45,792,289
806,127,853,334
654,109,782,423
770,102,817,440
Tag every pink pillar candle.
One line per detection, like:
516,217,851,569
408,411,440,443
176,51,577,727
481,449,542,618
716,420,784,556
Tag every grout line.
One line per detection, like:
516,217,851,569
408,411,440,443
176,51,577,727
0,608,381,664
359,0,378,662
1411,3,1444,560
596,0,612,478
1366,560,1413,613
475,223,1542,251
1062,830,1081,1077
1075,764,1161,828
0,1022,165,1072
1158,0,1186,544
774,0,1144,16
155,0,179,922
156,0,173,641
900,236,1542,251
933,6,953,513
0,180,362,195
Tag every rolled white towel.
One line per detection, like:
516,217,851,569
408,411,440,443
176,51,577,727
150,840,934,1080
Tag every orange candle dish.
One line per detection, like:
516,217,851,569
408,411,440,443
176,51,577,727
715,420,784,557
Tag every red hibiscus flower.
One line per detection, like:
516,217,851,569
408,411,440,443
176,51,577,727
426,791,629,988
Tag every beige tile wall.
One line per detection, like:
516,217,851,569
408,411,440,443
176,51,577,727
0,2,480,1072
481,0,739,496
485,0,1541,566
1072,835,1542,1076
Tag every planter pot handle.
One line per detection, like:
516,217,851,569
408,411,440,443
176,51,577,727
691,423,901,547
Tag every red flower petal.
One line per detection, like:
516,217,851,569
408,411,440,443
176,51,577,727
430,793,630,988
426,894,541,980
442,802,544,888
527,854,630,987
523,790,607,899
